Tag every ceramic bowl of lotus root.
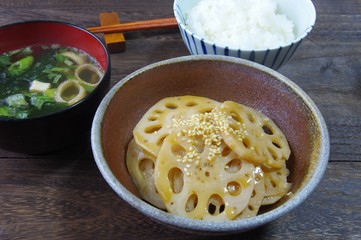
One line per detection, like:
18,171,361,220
91,55,329,235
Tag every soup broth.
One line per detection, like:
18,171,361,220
0,45,104,119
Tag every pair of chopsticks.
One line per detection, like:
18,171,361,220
87,17,178,34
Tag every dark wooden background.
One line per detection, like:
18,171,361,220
0,0,360,239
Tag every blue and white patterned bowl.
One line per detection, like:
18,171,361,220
174,0,316,70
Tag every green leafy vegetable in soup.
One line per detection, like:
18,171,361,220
0,45,104,119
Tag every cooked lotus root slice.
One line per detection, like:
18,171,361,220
236,166,265,219
126,138,166,209
154,130,256,221
133,96,221,157
219,101,291,169
262,161,292,205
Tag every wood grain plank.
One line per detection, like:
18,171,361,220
0,162,360,239
0,0,360,239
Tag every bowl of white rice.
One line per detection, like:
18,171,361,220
174,0,316,69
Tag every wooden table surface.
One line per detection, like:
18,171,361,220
1,0,360,239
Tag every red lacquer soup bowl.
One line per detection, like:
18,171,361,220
0,21,111,154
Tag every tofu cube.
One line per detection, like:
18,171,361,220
29,80,51,93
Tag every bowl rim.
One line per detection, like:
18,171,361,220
0,20,111,122
173,0,317,53
91,55,329,233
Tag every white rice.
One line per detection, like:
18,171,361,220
186,0,295,50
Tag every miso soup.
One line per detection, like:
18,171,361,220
0,45,104,119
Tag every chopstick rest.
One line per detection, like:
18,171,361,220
99,12,126,53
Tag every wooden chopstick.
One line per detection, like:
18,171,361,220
87,17,178,34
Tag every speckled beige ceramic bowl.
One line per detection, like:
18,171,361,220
91,55,329,235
